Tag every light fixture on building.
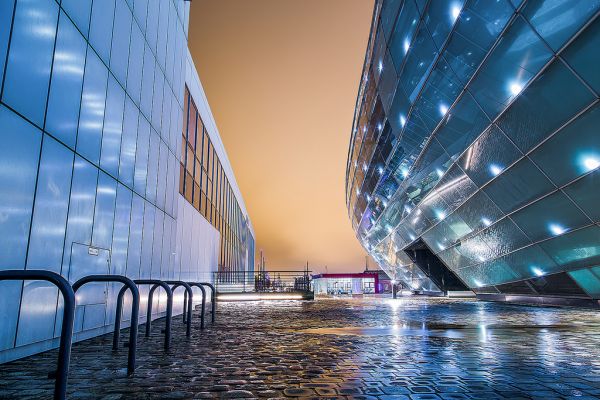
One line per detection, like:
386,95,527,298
548,223,566,236
489,164,503,176
532,267,545,277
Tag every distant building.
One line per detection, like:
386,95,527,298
312,269,392,296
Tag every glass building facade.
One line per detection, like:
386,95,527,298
0,0,254,362
346,0,600,303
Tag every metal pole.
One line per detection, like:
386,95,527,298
0,270,75,400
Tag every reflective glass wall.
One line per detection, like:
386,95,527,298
0,0,254,362
346,0,600,300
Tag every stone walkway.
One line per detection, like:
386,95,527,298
1,297,600,399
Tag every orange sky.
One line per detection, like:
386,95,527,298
188,0,375,273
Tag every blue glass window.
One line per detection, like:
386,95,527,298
140,43,155,120
150,209,164,277
146,0,160,53
563,169,600,223
127,22,145,105
133,0,149,35
100,76,125,177
523,0,600,52
2,0,58,127
0,0,15,87
139,200,155,279
156,142,168,210
562,18,600,95
91,172,117,249
88,0,115,64
119,97,139,188
145,130,160,203
468,16,553,119
156,0,170,69
46,12,87,149
529,103,600,187
110,0,132,87
61,0,92,37
511,191,591,242
111,184,132,275
0,107,42,268
60,156,98,271
538,225,600,269
77,48,108,165
151,69,164,130
498,59,594,154
483,158,554,214
126,193,145,279
27,136,74,272
134,115,150,195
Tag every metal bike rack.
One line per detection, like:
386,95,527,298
199,282,217,323
186,283,206,329
0,270,75,400
72,275,139,376
134,279,173,350
164,281,193,336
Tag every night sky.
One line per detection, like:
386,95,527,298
188,0,375,272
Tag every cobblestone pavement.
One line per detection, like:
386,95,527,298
2,297,600,399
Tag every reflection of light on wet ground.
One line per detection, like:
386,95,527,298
298,322,590,342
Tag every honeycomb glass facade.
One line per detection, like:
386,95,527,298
0,0,254,362
346,0,600,302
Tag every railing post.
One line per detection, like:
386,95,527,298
72,275,140,376
165,281,193,336
134,280,173,350
188,283,206,329
0,270,75,400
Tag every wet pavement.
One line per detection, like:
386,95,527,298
1,296,600,399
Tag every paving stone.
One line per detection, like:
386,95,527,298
0,298,599,399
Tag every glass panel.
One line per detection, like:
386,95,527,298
568,266,600,298
134,115,150,195
61,156,98,270
511,191,591,242
497,59,595,154
127,21,144,105
88,0,115,64
523,0,600,52
0,108,42,267
503,244,559,279
111,183,132,276
46,12,87,149
538,225,600,270
119,97,139,188
563,18,600,94
139,200,155,279
454,190,505,234
140,42,155,119
110,0,132,86
563,169,600,223
483,158,554,214
92,172,117,249
27,136,74,272
529,102,600,187
459,125,521,187
468,16,553,119
2,0,58,126
77,48,108,165
61,0,92,37
100,76,126,177
126,194,145,279
145,130,160,203
0,0,14,87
